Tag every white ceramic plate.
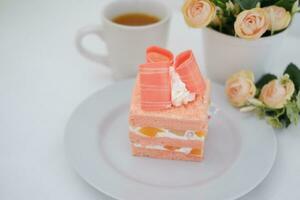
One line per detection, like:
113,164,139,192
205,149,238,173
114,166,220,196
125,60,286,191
64,80,277,200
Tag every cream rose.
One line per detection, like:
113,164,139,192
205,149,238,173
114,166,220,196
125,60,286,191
234,8,270,40
182,0,216,28
259,78,295,109
226,70,256,107
263,6,291,32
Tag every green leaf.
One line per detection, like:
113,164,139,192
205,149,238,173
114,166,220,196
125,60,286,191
279,113,291,128
248,98,264,107
266,116,284,128
255,74,277,97
260,0,279,7
291,0,300,15
284,63,300,93
256,74,277,89
240,106,256,112
265,108,285,118
286,101,300,125
212,0,229,9
233,0,260,9
297,91,300,109
274,108,285,117
210,0,239,36
275,0,298,12
255,107,266,118
261,0,298,12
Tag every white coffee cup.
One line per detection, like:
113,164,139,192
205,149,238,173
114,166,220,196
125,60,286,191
76,0,171,79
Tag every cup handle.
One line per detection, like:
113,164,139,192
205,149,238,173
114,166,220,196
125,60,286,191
75,25,109,66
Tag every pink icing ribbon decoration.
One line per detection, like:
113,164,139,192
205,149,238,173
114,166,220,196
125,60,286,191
175,50,206,96
139,46,206,111
139,46,173,111
146,46,174,65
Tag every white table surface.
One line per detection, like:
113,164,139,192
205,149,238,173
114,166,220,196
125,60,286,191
1,0,300,199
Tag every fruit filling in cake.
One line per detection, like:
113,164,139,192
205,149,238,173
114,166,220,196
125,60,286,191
132,144,202,156
129,126,206,141
128,46,210,161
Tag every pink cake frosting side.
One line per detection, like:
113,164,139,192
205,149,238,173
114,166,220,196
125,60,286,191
131,145,203,161
129,79,211,131
129,131,204,149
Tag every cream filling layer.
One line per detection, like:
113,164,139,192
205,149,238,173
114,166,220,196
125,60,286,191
170,67,195,107
133,143,193,154
129,126,205,141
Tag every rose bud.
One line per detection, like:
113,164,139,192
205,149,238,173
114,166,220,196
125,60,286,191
263,6,291,32
226,70,256,107
182,0,216,28
234,8,270,40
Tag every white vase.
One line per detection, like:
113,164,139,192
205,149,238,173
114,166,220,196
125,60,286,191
289,14,300,37
202,27,287,84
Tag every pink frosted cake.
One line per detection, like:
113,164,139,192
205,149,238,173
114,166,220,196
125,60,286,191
128,46,210,161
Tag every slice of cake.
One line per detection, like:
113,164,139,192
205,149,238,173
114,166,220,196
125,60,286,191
128,46,210,161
